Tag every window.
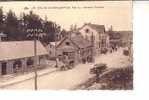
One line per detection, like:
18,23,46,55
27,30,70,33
85,29,89,33
99,43,101,48
63,52,68,55
27,58,34,66
68,52,75,59
66,42,70,46
13,60,22,73
101,39,106,47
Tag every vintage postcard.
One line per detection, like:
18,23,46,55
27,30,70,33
0,1,133,90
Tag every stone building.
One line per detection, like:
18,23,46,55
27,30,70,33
79,23,109,54
0,41,48,76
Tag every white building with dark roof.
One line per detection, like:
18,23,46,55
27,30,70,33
79,23,109,54
0,41,48,75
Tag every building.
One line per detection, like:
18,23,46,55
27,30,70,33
56,34,94,66
119,31,133,61
0,41,48,76
108,30,133,59
79,23,109,54
118,31,133,47
107,31,122,52
45,41,60,59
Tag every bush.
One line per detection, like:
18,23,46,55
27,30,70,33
100,66,133,90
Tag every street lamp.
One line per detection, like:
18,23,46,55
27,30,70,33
27,28,46,90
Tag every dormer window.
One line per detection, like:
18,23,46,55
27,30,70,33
85,29,89,33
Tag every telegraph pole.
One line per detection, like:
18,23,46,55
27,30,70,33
33,29,38,90
27,28,44,90
55,33,58,68
54,24,61,68
91,32,95,63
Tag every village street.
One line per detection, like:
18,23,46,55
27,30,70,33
0,48,131,90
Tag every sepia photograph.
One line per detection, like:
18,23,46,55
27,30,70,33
0,1,133,90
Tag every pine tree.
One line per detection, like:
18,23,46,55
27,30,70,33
0,7,4,32
5,10,19,40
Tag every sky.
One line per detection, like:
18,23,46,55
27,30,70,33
0,1,132,31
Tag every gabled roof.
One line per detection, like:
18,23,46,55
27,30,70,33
79,23,105,33
57,35,92,49
70,35,92,49
0,41,48,61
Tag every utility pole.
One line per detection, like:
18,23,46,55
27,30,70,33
33,30,38,90
55,33,58,68
54,24,60,68
91,32,95,63
27,28,45,90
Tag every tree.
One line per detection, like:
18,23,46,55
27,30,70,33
42,21,55,42
15,13,27,40
0,7,5,33
26,11,45,90
70,24,77,32
2,9,62,44
60,29,68,38
100,66,133,90
5,10,19,40
27,11,43,29
42,21,61,43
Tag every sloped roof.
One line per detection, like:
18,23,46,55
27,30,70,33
57,35,92,49
107,31,121,40
114,31,132,42
79,23,105,33
108,31,132,40
118,31,133,40
0,41,48,61
70,35,92,49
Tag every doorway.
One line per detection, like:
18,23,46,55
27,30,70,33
13,60,22,73
1,62,7,75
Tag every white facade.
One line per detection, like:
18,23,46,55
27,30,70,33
79,24,109,54
79,25,101,42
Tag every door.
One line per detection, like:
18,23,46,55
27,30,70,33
1,62,7,75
